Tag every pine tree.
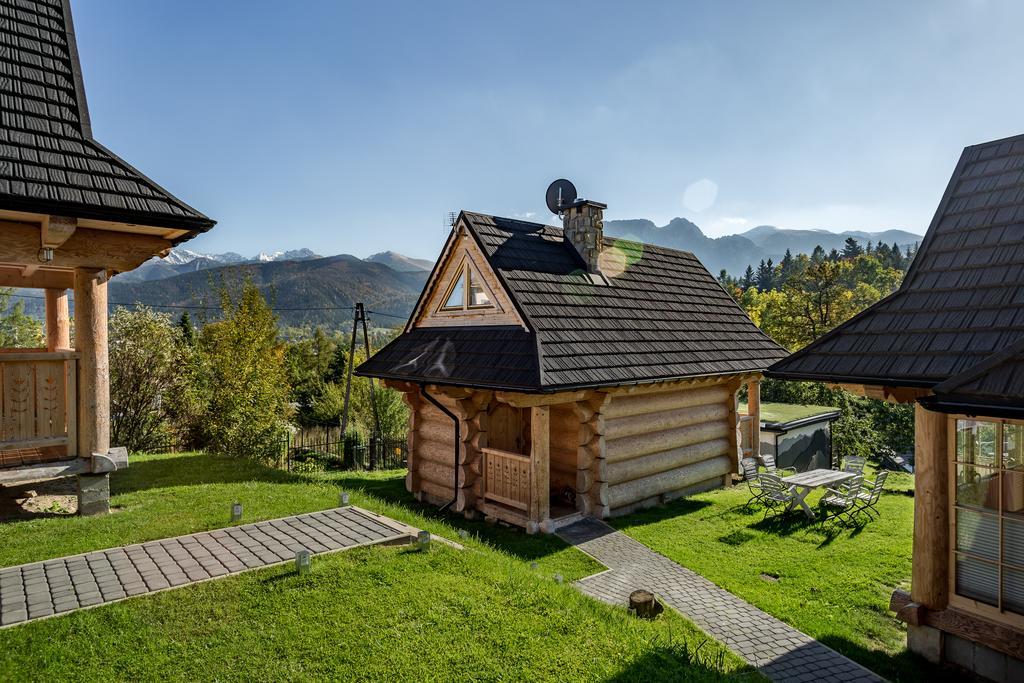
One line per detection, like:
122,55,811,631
811,245,826,264
842,237,863,258
742,265,755,289
756,258,775,291
178,311,196,346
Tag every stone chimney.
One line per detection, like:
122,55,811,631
562,199,607,274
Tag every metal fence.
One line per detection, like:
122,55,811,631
130,428,407,473
283,427,407,472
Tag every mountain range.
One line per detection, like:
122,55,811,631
10,220,921,330
603,219,921,275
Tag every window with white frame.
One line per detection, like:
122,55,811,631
440,260,494,311
952,418,1024,617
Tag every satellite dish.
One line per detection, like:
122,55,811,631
545,179,577,215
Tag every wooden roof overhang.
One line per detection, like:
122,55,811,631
0,0,215,287
768,133,1024,392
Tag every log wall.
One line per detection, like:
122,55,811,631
603,380,734,516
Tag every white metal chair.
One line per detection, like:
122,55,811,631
820,474,864,526
760,452,797,478
741,457,766,508
842,455,867,476
759,473,797,519
853,470,888,519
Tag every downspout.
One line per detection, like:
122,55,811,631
419,384,460,513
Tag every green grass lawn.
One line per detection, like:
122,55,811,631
612,468,935,682
0,453,756,682
738,400,838,424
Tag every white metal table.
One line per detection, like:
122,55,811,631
781,469,856,519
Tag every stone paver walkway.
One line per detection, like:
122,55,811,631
0,506,417,628
558,518,883,683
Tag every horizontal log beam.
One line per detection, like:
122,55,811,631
608,455,732,508
606,421,730,463
607,438,731,485
495,390,592,408
0,457,87,485
890,590,1024,661
606,402,729,441
0,265,74,289
605,386,732,420
0,220,171,272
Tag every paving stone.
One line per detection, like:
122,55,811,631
0,507,411,630
558,519,883,683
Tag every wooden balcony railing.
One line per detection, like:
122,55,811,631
481,447,531,511
0,350,78,458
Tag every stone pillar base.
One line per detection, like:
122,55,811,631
77,473,110,516
907,624,943,664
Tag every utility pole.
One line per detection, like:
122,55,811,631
339,303,382,467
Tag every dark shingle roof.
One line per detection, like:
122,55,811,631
358,211,787,392
769,133,1024,388
356,326,540,390
919,338,1024,418
0,0,213,235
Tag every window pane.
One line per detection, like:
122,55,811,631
956,555,998,605
1004,566,1024,616
956,419,998,466
467,269,492,307
443,275,465,309
1005,471,1024,515
1004,423,1024,471
1006,517,1024,568
957,508,999,561
956,464,1000,510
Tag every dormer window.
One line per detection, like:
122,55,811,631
441,260,494,311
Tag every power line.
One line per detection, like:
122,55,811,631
5,292,410,319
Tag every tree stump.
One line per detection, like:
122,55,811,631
629,589,663,619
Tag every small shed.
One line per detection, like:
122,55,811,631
769,133,1024,682
738,402,839,472
0,0,214,514
358,199,787,533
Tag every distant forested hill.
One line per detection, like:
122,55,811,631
604,218,921,275
108,255,426,329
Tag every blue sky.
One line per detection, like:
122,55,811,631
74,0,1024,260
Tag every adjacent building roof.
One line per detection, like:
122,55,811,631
920,337,1024,419
358,211,787,392
0,0,214,235
769,133,1024,389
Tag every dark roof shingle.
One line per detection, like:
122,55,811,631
0,0,213,235
356,326,540,390
358,211,787,391
769,133,1024,388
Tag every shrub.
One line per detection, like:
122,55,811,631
109,306,187,453
199,281,292,460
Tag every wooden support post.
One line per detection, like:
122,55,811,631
530,405,550,532
911,404,949,610
45,288,71,351
746,379,760,461
74,267,109,458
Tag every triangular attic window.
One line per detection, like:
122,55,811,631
439,260,496,311
468,267,492,307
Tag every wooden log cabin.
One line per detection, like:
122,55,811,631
357,196,787,533
769,134,1024,682
0,0,214,514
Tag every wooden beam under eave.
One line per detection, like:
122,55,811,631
0,265,74,289
41,215,76,248
495,390,593,407
0,220,171,272
834,383,931,404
